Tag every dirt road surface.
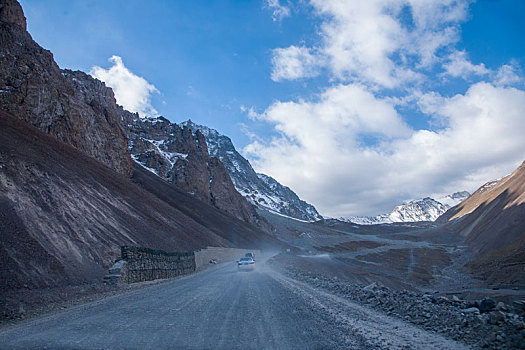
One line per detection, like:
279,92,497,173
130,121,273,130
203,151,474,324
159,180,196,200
0,257,467,350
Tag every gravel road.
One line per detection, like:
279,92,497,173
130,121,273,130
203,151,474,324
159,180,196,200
0,257,468,350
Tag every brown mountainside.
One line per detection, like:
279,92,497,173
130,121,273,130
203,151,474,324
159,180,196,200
0,110,279,291
0,0,131,176
438,161,525,285
1,0,269,231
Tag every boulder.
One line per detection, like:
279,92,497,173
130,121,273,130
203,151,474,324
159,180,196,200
479,298,496,313
462,307,480,314
488,311,505,325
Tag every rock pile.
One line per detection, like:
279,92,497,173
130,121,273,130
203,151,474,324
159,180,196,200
284,268,525,349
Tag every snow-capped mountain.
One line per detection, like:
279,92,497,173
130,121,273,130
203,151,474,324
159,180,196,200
181,120,323,222
437,191,471,207
342,191,470,225
121,115,271,232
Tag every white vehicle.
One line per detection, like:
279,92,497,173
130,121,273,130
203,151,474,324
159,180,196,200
237,257,255,270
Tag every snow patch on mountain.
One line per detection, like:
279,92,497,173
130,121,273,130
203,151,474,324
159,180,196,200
436,191,471,207
342,192,470,225
181,120,323,222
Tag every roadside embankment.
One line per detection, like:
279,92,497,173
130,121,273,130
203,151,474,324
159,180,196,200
269,254,525,349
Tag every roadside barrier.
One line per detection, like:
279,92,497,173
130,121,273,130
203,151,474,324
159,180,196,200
104,246,260,284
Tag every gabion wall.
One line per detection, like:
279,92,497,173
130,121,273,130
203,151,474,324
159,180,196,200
119,246,196,283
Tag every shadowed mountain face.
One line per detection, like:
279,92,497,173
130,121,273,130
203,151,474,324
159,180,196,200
0,111,278,291
438,161,525,285
121,114,271,232
0,0,131,176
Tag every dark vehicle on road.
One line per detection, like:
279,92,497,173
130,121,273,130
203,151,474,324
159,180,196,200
245,252,255,261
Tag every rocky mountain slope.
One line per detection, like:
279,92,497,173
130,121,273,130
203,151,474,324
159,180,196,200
0,0,280,292
438,161,525,285
181,120,322,222
0,110,280,291
0,0,131,176
121,114,270,231
343,192,470,225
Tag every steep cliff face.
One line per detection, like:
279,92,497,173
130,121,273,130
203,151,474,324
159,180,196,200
122,114,271,232
0,0,131,176
181,120,323,222
0,0,25,29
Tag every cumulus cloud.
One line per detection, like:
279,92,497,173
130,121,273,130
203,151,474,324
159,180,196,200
443,50,489,78
265,0,291,22
246,82,525,216
271,46,320,81
270,0,469,87
257,0,525,217
91,56,159,117
494,61,523,86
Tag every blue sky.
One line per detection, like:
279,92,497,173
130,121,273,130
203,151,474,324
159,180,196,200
20,0,525,217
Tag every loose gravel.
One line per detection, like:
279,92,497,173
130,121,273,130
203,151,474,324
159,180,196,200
272,259,525,349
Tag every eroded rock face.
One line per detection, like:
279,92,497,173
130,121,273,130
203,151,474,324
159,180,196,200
123,114,271,232
0,1,131,176
0,0,25,30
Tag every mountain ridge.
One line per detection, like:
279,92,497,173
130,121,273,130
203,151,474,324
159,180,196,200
0,0,279,292
0,5,132,176
121,114,271,232
342,191,470,225
438,161,525,285
180,120,323,222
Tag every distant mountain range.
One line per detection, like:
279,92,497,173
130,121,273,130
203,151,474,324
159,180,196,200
181,120,323,222
341,191,470,225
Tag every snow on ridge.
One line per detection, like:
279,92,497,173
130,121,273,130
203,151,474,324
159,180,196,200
131,156,159,176
341,192,470,225
437,191,470,207
141,137,188,168
180,119,323,222
266,209,311,223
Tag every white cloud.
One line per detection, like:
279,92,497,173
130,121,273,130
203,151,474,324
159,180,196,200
241,105,259,120
90,56,159,117
494,61,523,86
246,82,525,217
271,46,320,81
443,50,489,78
266,0,291,22
270,0,469,87
255,0,525,217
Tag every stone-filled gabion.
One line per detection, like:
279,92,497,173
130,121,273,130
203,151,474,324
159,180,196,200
120,246,196,284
